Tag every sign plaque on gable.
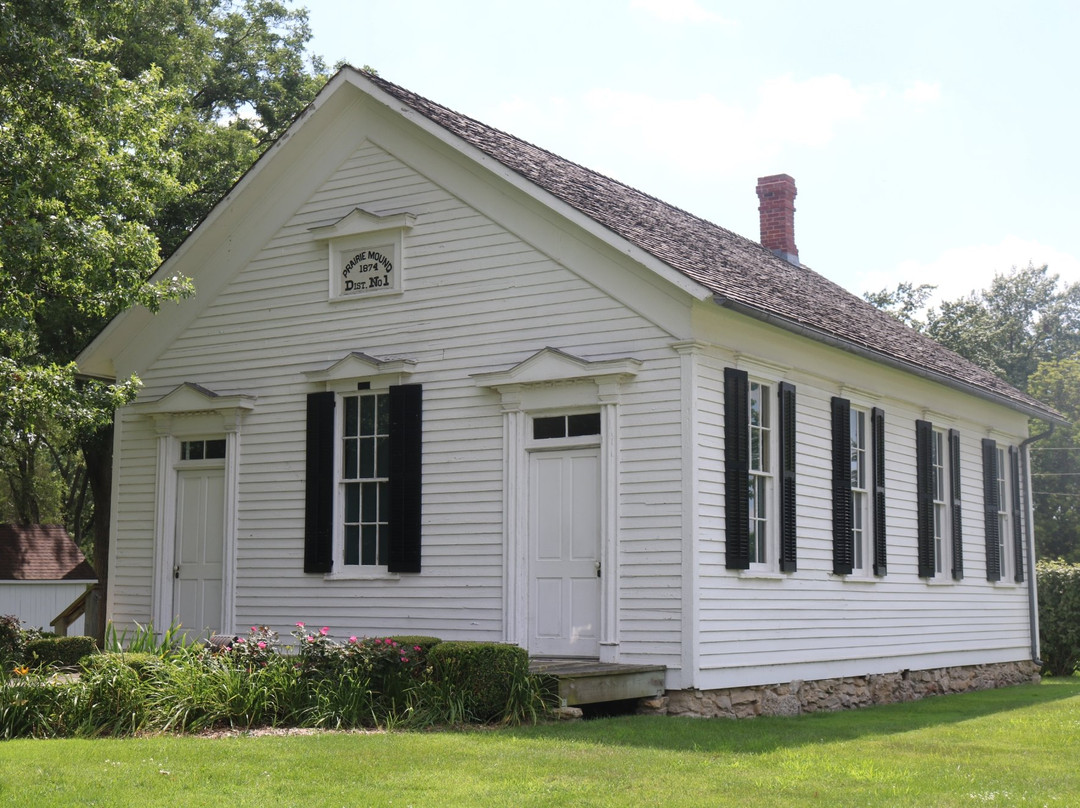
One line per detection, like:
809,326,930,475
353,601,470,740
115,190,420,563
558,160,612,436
310,208,416,302
335,240,398,297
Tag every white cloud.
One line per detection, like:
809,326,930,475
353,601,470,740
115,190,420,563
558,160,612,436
629,0,732,24
903,80,942,104
856,237,1080,303
488,74,873,181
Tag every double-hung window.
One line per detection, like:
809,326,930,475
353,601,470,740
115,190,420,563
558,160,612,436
917,421,962,580
305,383,422,576
850,409,869,572
342,393,390,567
832,400,887,576
996,446,1011,581
748,381,772,565
725,368,797,572
982,439,1025,583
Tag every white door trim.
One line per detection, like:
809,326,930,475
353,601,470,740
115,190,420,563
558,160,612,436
142,385,253,638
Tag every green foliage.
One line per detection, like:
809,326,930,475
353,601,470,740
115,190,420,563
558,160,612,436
1028,358,1080,561
0,624,549,737
427,641,541,724
25,635,98,669
866,265,1080,561
1036,559,1080,676
0,0,326,596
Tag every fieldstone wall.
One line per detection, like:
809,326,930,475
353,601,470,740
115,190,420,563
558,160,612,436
643,660,1040,719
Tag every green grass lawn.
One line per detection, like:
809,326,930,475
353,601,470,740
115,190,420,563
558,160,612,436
1,677,1077,807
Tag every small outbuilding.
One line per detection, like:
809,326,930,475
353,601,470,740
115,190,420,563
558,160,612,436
0,524,97,635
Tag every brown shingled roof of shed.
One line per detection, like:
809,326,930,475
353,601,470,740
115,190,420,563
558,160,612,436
0,525,97,581
361,70,1062,422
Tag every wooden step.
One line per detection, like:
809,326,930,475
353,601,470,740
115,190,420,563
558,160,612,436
529,658,667,707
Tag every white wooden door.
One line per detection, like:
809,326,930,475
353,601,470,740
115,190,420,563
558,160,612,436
528,448,601,657
173,467,225,637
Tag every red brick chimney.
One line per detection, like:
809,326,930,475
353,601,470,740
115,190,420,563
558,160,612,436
756,174,799,266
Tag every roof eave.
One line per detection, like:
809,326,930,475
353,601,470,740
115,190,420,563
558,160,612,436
713,295,1068,426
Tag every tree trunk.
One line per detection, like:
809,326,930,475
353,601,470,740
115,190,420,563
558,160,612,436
81,423,113,645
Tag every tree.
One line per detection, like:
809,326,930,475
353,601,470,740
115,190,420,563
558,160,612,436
866,265,1080,560
0,0,325,638
1027,358,1080,562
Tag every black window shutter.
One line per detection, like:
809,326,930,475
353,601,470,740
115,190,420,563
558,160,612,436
831,397,854,575
724,368,750,570
387,383,423,574
778,382,798,573
915,420,936,578
948,429,963,580
871,407,887,576
982,438,1001,582
304,391,336,573
1010,446,1025,583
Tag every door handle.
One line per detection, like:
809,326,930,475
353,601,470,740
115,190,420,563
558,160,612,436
174,565,180,579
595,560,601,579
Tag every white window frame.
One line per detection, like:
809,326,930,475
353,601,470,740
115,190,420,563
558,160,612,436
996,446,1012,582
339,390,391,570
850,408,871,574
931,428,950,580
748,380,775,568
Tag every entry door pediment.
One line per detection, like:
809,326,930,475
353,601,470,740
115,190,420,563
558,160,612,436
473,347,641,391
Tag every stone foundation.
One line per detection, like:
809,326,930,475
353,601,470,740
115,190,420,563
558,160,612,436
646,660,1040,719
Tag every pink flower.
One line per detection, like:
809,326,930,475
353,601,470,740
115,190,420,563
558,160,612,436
401,657,409,663
320,626,330,636
250,626,258,632
236,637,246,643
257,641,267,649
413,645,422,651
306,635,315,643
349,636,358,643
296,622,305,628
383,638,392,645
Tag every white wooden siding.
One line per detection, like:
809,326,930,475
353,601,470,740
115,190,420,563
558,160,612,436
109,137,687,662
691,310,1034,690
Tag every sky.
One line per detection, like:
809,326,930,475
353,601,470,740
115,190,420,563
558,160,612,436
300,0,1080,305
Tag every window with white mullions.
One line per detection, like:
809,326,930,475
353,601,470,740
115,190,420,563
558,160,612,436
931,429,948,577
996,446,1011,580
748,381,771,565
342,393,390,567
850,408,869,572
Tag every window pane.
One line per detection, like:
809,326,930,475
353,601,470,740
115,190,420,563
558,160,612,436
344,525,360,566
533,416,566,440
361,481,379,523
375,435,389,478
360,395,375,436
205,439,226,459
183,441,204,460
376,525,388,568
344,396,358,437
376,393,390,436
567,413,601,437
345,483,360,523
344,437,358,479
361,524,378,566
359,436,375,479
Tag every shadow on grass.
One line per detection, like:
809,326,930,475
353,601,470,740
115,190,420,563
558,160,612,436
506,677,1080,755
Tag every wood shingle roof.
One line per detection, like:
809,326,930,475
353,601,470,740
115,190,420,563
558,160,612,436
362,70,1061,422
0,525,97,581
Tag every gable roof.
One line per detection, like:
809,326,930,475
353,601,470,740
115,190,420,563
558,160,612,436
357,70,1061,423
76,66,1061,423
0,525,97,582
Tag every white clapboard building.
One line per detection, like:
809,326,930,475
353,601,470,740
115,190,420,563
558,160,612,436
77,67,1060,705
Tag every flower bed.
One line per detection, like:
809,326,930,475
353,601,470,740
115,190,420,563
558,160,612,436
1,621,548,739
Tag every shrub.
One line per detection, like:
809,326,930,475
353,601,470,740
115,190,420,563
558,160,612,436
1037,559,1080,676
428,641,536,723
25,636,98,669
